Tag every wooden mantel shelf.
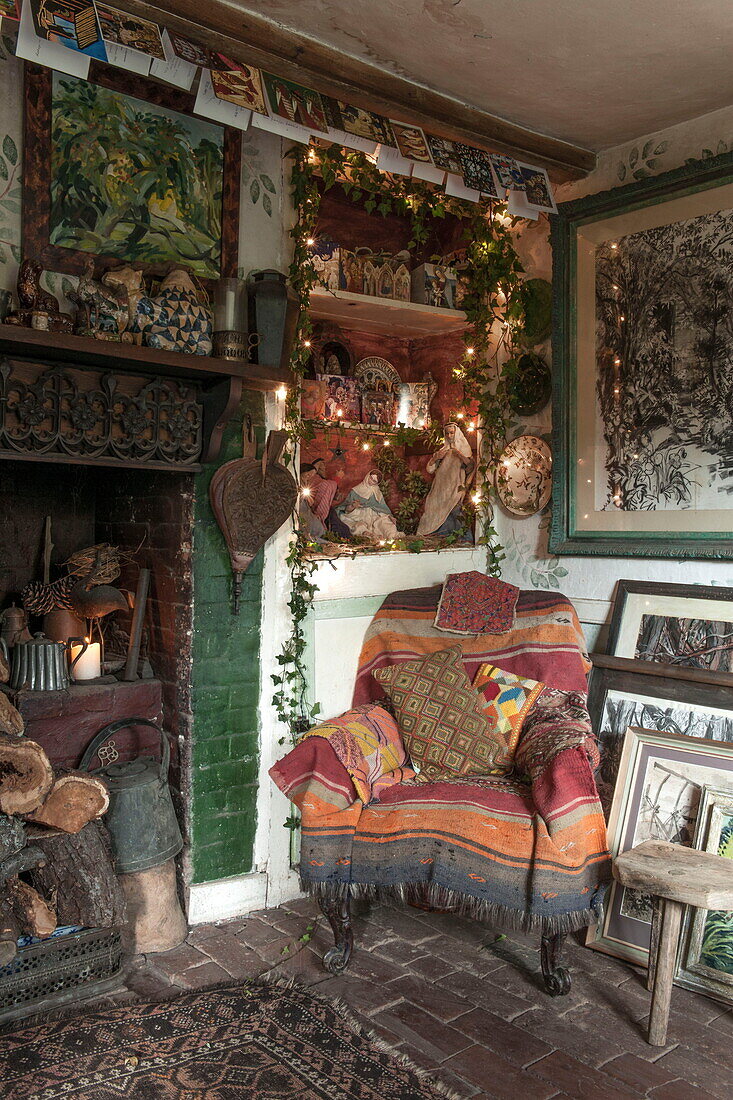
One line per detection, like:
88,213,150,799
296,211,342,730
0,325,289,393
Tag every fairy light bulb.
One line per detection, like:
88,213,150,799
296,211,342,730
383,440,390,447
362,442,370,451
303,339,311,348
336,408,343,417
456,412,465,420
472,492,482,505
468,421,476,432
306,237,315,246
276,385,287,400
466,346,475,356
301,486,312,498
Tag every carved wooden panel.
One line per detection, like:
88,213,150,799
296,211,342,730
0,360,202,469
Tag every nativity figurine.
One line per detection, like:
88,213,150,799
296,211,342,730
417,422,475,538
299,458,339,539
335,471,402,542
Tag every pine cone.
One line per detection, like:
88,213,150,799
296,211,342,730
22,575,77,615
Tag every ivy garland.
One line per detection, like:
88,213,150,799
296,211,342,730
273,142,533,745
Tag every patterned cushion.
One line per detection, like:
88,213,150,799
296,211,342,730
434,571,520,635
473,663,546,772
374,646,504,783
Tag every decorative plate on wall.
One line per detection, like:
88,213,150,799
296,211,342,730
495,435,552,516
507,353,552,417
353,357,402,393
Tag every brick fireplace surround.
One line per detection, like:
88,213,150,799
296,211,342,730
0,391,265,894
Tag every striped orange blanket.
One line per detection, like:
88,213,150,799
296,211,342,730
270,693,611,935
354,585,591,705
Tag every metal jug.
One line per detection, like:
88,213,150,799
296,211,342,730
4,632,69,691
79,718,183,874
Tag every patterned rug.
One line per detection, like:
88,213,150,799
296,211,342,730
0,981,451,1099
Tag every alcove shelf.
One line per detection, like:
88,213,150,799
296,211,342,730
309,287,468,338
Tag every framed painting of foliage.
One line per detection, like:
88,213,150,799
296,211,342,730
676,785,733,1005
23,62,240,281
550,149,733,559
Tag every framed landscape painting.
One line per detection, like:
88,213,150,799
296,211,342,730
23,63,241,280
550,150,733,559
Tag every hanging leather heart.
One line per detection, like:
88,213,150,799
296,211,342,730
209,430,298,613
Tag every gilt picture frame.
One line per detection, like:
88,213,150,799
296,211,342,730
550,150,733,559
23,62,241,281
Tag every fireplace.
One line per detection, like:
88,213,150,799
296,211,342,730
0,458,195,795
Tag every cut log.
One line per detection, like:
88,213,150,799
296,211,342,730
0,734,53,815
0,692,24,737
25,772,110,833
0,812,26,864
27,821,126,929
7,878,56,938
0,648,9,684
0,893,20,967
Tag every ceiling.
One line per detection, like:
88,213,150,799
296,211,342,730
225,0,733,151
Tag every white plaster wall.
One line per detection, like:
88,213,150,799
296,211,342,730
496,108,733,652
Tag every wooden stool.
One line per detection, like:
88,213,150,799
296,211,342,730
614,840,733,1045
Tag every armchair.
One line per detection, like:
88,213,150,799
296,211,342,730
270,583,611,995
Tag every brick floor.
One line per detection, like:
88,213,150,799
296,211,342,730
14,897,733,1099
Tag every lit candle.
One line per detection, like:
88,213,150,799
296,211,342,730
70,639,101,681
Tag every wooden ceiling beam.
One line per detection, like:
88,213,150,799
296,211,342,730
112,0,595,181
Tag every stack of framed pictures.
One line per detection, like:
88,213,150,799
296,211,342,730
587,580,733,1007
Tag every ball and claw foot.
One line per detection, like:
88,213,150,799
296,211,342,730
541,932,571,996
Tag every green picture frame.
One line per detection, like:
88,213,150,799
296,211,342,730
550,149,733,560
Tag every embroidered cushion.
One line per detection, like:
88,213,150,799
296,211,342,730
374,645,504,783
472,663,546,772
434,571,520,635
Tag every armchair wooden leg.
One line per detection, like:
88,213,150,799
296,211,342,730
541,932,571,996
318,892,354,975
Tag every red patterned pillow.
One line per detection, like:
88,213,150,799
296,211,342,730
473,663,545,771
434,571,520,635
374,645,506,782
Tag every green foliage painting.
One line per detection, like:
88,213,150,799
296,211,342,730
50,74,225,278
699,813,733,974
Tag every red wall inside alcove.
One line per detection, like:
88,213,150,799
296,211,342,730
300,327,479,514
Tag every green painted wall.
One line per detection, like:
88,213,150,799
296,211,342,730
190,392,265,884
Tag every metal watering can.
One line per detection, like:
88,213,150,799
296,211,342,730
79,718,183,874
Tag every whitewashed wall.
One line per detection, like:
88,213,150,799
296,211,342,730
496,104,733,652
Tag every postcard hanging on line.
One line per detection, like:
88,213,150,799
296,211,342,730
517,162,557,212
150,28,198,90
16,0,91,77
210,52,268,115
194,68,252,131
29,0,107,60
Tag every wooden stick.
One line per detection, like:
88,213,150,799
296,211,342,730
122,567,150,682
42,515,53,586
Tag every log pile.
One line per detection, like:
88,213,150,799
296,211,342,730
0,693,122,968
